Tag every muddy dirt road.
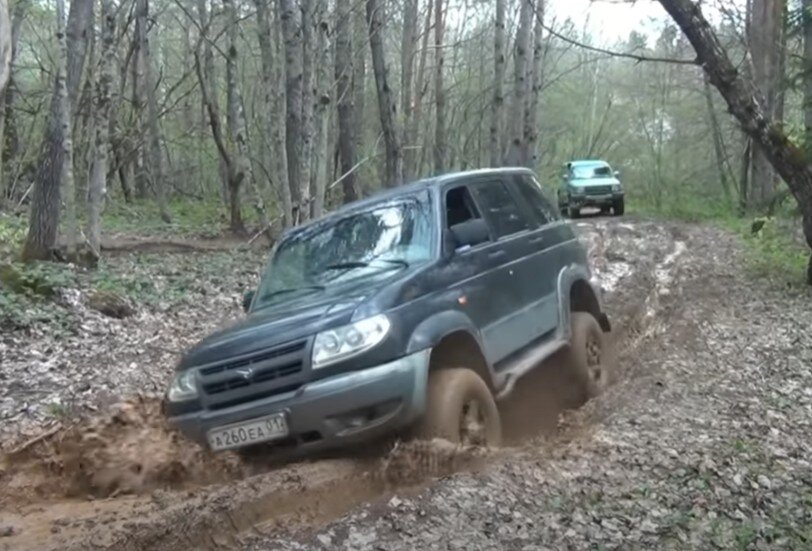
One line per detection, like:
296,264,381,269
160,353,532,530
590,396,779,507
2,216,811,550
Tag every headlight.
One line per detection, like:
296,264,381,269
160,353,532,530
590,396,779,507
612,184,621,192
312,314,391,368
167,370,198,402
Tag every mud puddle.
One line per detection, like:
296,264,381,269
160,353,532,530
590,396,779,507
0,218,684,551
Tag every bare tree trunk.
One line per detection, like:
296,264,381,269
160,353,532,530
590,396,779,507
334,0,359,204
658,0,812,283
506,0,534,165
366,0,402,186
703,74,732,204
279,0,304,222
433,0,445,172
255,0,292,228
56,0,76,259
746,0,786,211
22,0,92,262
224,0,245,234
490,0,505,167
410,0,432,178
0,0,13,205
803,0,812,153
353,5,366,159
86,0,116,263
400,0,418,179
0,0,9,94
523,0,544,169
136,0,171,223
310,0,330,218
298,0,314,221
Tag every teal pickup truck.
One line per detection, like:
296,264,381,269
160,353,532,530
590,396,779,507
558,160,625,218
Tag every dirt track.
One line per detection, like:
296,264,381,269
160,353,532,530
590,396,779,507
2,216,811,550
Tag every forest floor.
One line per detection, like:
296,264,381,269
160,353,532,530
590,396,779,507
1,215,811,550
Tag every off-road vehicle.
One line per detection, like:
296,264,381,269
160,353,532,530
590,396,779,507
558,160,625,217
164,168,611,455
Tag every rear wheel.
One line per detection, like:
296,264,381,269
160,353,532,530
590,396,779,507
418,368,501,447
568,206,581,218
566,312,608,398
613,198,625,216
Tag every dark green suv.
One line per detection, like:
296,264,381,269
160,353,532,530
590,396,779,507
558,160,625,218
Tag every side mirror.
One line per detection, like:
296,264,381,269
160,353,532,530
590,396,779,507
242,290,255,313
613,170,621,178
449,219,490,251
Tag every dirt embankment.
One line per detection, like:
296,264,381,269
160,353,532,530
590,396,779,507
0,217,689,551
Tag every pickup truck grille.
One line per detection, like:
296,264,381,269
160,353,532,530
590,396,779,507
585,185,612,195
198,340,308,407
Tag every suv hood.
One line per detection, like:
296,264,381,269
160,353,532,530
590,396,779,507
177,292,368,370
570,177,620,187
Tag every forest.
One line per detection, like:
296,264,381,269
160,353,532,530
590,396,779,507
0,0,810,279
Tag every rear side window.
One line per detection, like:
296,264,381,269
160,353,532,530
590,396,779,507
514,175,559,225
445,186,482,228
470,180,530,238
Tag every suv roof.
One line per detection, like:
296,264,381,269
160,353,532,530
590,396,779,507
286,167,535,235
567,160,609,167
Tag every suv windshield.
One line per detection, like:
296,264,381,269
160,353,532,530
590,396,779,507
572,164,612,179
254,196,434,308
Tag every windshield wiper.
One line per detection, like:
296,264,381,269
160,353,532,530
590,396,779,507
323,258,410,273
258,285,325,301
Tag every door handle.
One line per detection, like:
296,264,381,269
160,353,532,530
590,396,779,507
529,235,545,245
488,250,506,259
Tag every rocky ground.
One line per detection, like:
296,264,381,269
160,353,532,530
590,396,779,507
1,216,810,550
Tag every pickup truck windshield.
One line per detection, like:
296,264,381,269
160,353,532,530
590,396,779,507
255,198,434,308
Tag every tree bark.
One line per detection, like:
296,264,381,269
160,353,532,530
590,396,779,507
410,0,433,177
224,0,245,234
803,0,812,153
86,0,116,262
746,0,786,211
366,0,402,186
433,0,445,172
334,0,359,204
0,0,9,95
352,5,366,160
56,0,76,259
136,0,171,223
523,0,544,169
490,0,505,167
658,0,812,283
255,0,293,228
400,0,418,180
22,0,92,262
506,0,534,166
279,0,305,221
310,0,330,218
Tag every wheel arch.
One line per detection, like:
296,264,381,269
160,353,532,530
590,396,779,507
406,311,495,390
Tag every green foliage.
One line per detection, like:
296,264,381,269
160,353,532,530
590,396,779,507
0,215,27,259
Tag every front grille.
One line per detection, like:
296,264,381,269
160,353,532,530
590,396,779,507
199,340,308,406
203,361,302,395
201,341,306,376
585,185,612,195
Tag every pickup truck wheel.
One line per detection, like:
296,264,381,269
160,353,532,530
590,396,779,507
568,312,607,398
613,198,625,216
568,206,580,218
419,368,501,447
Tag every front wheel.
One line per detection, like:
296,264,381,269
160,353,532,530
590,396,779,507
417,368,501,447
566,312,608,398
613,198,625,216
568,206,581,218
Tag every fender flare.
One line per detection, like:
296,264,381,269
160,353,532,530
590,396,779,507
405,309,486,356
556,264,609,339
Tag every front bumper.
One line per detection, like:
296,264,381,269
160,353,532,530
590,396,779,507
167,349,431,453
570,192,623,208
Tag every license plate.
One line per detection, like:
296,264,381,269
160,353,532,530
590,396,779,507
207,413,289,451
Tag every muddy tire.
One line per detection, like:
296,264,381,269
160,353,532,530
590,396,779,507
613,198,625,216
417,368,501,447
567,312,608,398
568,206,581,219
